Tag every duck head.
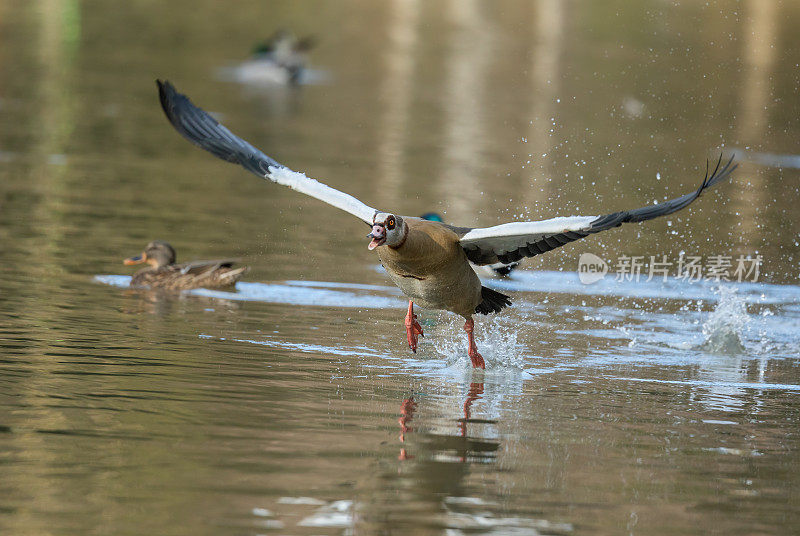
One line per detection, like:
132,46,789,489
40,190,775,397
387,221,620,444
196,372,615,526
124,240,176,269
368,213,407,250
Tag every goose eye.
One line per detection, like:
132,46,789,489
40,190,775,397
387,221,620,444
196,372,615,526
387,217,396,230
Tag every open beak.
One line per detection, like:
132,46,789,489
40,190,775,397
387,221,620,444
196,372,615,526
367,224,386,250
124,253,146,265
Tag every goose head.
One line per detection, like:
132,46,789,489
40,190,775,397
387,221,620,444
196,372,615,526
368,213,407,250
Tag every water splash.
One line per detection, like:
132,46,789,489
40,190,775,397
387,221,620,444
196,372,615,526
700,286,749,354
615,324,638,348
429,313,527,369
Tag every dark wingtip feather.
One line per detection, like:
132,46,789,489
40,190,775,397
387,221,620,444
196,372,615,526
153,79,283,175
156,79,176,124
603,154,736,226
698,154,737,193
703,154,737,190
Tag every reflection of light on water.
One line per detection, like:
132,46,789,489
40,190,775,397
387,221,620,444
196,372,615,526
435,505,573,533
202,334,387,359
193,281,405,309
297,500,354,528
216,63,330,87
278,496,326,505
95,275,406,309
256,495,573,534
692,355,750,412
608,376,800,392
95,275,133,287
489,269,800,305
99,271,800,416
703,446,763,457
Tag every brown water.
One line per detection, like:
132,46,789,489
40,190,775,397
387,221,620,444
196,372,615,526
2,1,800,534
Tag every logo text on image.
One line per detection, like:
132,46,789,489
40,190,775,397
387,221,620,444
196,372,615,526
578,253,608,285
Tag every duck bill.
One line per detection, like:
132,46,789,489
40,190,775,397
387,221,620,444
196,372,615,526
124,254,146,265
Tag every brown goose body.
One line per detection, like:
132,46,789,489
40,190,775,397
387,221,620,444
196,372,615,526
377,217,481,318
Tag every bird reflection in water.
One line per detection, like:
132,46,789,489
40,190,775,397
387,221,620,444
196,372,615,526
398,397,417,461
398,381,498,464
120,288,240,317
459,382,484,439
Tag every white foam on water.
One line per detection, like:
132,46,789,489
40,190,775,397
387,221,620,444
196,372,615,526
277,497,327,505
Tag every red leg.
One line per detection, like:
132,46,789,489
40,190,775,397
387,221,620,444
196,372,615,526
463,317,485,369
404,300,424,352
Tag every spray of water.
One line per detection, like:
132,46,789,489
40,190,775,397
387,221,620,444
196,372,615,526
428,313,528,369
700,286,749,354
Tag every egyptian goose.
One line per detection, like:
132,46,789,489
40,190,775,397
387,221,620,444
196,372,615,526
156,80,736,368
124,240,248,290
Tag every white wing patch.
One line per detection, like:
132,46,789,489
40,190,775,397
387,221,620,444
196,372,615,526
459,216,597,256
268,166,377,224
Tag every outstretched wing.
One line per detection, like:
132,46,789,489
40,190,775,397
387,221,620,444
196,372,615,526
157,80,379,225
460,156,737,265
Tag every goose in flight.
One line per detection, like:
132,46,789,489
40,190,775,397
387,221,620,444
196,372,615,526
156,80,736,368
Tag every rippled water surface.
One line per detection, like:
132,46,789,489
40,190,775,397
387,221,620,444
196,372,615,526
2,1,800,534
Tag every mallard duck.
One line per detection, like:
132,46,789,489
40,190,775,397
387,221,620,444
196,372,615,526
226,30,316,86
157,80,736,368
123,240,248,290
421,213,520,277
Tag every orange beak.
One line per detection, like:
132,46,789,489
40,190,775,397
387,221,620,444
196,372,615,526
123,253,146,265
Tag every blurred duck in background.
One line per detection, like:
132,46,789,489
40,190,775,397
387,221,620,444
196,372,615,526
420,213,520,277
220,29,316,87
124,240,248,290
